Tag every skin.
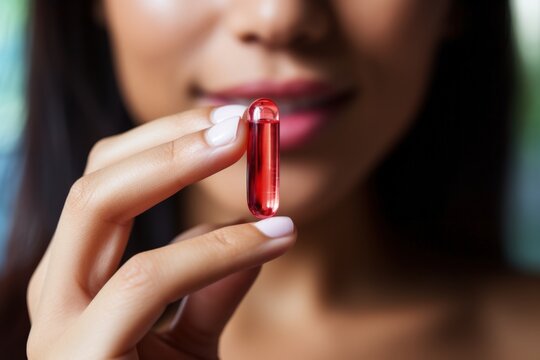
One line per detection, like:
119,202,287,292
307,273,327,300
26,0,540,359
101,0,450,224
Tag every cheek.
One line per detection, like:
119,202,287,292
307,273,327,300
280,0,453,220
198,1,452,222
103,0,219,122
334,0,451,111
331,0,451,166
334,0,450,59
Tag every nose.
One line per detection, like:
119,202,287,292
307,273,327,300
226,0,328,48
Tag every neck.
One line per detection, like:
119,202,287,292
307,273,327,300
183,182,473,315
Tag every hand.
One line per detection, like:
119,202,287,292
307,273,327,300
26,106,296,359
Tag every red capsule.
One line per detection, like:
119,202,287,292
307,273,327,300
246,98,280,218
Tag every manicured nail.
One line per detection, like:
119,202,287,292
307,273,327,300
204,116,241,147
211,105,247,124
253,217,294,238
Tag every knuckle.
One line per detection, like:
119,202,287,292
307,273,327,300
87,138,111,168
116,254,159,292
171,223,217,243
160,139,179,165
26,271,40,319
26,329,45,359
143,139,180,172
65,176,96,212
153,138,193,188
205,228,241,256
90,137,114,158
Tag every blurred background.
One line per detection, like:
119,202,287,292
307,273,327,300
0,0,539,268
0,0,26,265
508,0,540,271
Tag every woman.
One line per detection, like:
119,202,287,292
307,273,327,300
1,0,538,358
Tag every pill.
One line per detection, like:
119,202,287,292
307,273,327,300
246,98,280,218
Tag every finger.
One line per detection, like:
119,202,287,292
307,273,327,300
171,218,245,244
30,221,241,323
27,245,52,322
40,115,248,316
31,105,246,318
84,105,246,174
66,218,295,358
29,221,240,321
163,266,261,358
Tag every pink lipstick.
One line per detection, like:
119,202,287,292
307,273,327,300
199,79,356,150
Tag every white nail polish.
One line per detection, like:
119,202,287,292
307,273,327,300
210,105,247,124
253,217,294,238
205,116,241,147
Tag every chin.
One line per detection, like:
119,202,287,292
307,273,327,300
196,155,340,224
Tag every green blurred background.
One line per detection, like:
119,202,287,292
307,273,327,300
0,0,26,151
0,0,26,264
0,0,539,268
508,0,540,271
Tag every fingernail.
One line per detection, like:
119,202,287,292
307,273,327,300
205,116,241,147
253,217,294,238
210,105,247,124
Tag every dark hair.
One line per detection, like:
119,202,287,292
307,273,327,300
0,0,515,357
373,0,515,272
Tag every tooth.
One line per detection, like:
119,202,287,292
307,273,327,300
230,98,250,106
279,103,293,115
265,94,332,117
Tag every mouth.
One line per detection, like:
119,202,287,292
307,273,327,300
195,79,357,150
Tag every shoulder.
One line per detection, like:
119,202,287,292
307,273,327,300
479,272,540,359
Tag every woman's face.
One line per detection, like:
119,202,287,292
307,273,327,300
102,0,451,222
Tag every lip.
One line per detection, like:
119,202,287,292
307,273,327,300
206,79,335,99
197,79,357,150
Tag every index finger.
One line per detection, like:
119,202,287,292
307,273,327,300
30,105,247,317
85,105,247,174
40,113,248,316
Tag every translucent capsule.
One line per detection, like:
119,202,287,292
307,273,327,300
246,98,280,218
